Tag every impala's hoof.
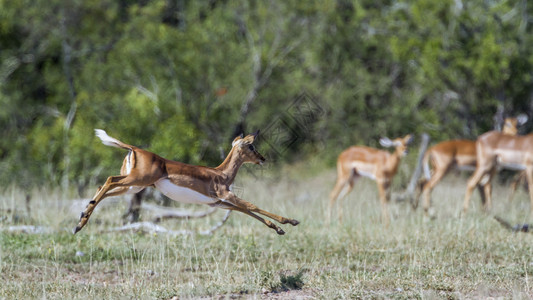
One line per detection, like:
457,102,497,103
73,226,82,234
276,228,285,235
290,219,300,226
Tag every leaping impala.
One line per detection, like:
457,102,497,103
463,120,533,213
415,116,527,214
74,129,299,235
328,134,413,226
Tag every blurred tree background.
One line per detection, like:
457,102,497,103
0,0,532,192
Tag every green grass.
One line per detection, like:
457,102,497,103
1,169,532,299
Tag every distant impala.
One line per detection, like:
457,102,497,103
328,135,413,226
74,130,299,235
416,116,527,214
463,117,533,212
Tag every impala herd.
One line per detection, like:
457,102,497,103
75,115,531,235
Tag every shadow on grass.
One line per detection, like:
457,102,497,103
267,269,305,293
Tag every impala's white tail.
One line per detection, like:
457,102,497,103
95,129,132,150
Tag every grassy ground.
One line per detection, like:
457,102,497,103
1,168,532,299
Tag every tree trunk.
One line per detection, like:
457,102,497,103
398,133,430,205
123,189,145,223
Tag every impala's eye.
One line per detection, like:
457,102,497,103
248,144,255,151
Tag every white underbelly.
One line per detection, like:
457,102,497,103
456,165,476,172
154,179,217,204
496,156,526,171
356,169,376,180
351,162,376,180
498,162,526,171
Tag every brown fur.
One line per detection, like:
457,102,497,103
464,131,533,213
417,117,525,214
328,134,413,227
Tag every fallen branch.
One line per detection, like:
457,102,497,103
71,197,218,223
1,209,231,236
107,222,194,235
107,210,232,236
396,133,430,206
1,225,53,234
199,210,232,235
494,215,531,233
0,208,23,214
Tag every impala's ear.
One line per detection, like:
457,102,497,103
517,114,528,126
243,130,259,144
379,137,394,148
232,134,244,147
405,134,414,145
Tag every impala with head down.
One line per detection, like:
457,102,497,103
415,116,527,214
328,134,413,226
74,129,299,235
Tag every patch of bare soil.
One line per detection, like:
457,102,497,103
168,289,317,300
261,288,317,299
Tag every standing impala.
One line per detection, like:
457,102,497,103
416,116,527,214
328,134,413,226
463,122,533,213
74,129,299,235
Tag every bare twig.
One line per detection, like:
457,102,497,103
143,203,217,222
2,202,230,235
1,225,53,234
73,196,219,224
107,210,232,236
198,210,232,235
107,222,193,235
494,215,531,233
396,133,430,205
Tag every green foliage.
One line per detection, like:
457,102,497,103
1,0,532,188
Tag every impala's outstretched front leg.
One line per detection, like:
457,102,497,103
214,201,287,235
74,175,134,234
225,193,299,226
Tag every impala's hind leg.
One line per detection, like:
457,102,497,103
464,168,492,213
478,183,494,211
421,167,448,215
328,180,346,223
74,175,145,234
508,171,526,202
328,169,355,224
336,175,356,223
